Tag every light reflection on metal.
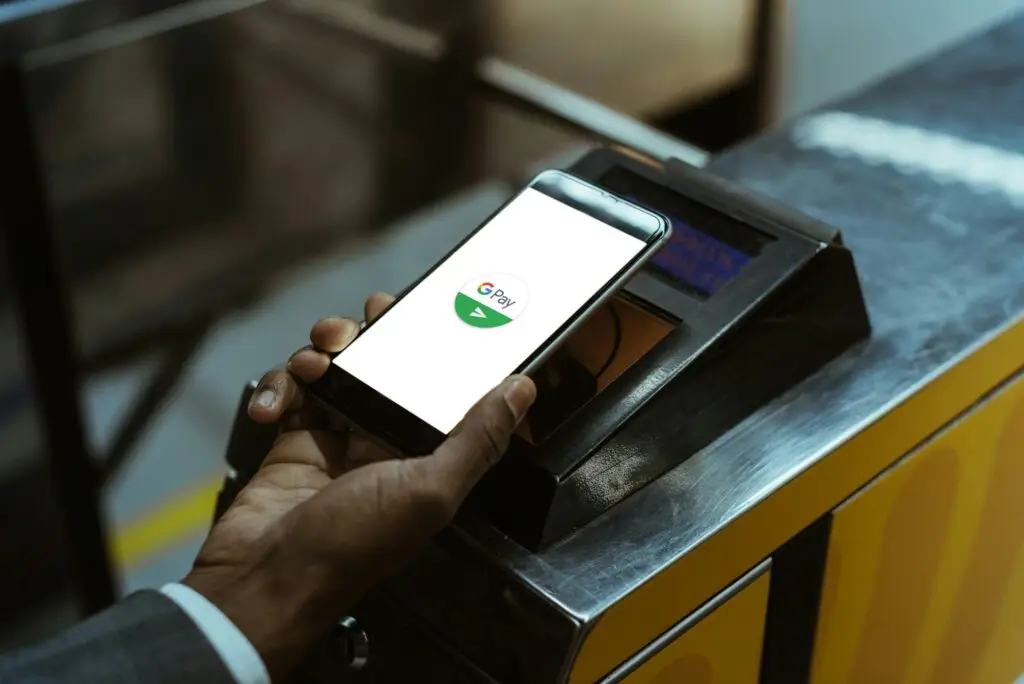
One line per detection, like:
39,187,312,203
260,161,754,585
794,111,1024,207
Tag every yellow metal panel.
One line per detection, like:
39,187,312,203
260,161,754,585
621,571,770,684
810,372,1024,684
973,549,1024,684
570,317,1024,684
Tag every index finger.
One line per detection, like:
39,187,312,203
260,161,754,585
365,292,395,322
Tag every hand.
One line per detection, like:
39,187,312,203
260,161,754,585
184,292,537,681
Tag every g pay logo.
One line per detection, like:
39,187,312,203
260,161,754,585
455,274,529,328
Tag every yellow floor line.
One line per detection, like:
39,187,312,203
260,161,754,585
111,476,223,571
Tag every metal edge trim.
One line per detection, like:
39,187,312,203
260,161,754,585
598,560,771,683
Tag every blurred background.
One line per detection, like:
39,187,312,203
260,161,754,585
0,0,1020,647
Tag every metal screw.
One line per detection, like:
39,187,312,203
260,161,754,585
331,616,370,670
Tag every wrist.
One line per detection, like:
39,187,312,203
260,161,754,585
184,560,333,681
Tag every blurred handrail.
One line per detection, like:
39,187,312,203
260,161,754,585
2,0,252,62
476,57,708,167
276,0,709,167
280,0,444,61
15,0,443,70
18,0,708,166
19,0,269,68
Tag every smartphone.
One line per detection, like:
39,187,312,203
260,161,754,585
311,169,671,455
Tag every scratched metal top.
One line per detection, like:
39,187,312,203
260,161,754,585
454,15,1024,619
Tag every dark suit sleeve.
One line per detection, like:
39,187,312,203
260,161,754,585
0,590,235,684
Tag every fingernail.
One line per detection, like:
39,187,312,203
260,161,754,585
252,388,277,410
503,376,536,424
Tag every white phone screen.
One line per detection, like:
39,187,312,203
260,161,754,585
334,187,647,433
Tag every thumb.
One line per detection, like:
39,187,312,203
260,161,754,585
423,375,536,504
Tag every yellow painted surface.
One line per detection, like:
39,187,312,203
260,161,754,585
111,476,221,572
621,571,770,684
811,372,1024,684
973,547,1024,684
570,317,1024,683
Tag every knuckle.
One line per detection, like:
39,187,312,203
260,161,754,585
258,369,282,387
403,462,458,525
469,397,515,465
478,421,506,468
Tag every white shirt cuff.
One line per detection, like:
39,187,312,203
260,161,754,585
160,583,271,684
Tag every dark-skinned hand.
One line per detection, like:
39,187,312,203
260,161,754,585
183,292,536,681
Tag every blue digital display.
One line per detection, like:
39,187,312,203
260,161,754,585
650,216,752,297
605,168,774,300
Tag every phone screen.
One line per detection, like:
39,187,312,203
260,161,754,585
333,187,648,433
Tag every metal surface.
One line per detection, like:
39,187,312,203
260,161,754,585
0,62,116,612
333,616,370,670
440,14,1024,623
